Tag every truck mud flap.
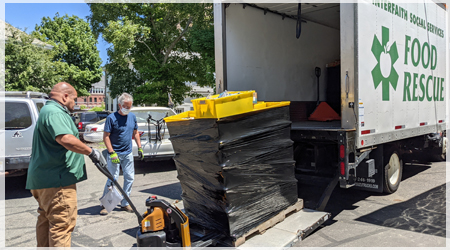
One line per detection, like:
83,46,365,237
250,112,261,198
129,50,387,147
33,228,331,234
353,146,384,193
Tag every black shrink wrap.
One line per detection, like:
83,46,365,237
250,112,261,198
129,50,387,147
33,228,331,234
167,106,298,240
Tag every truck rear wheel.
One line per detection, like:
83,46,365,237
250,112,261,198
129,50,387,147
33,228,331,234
383,152,403,194
426,135,446,162
430,136,447,162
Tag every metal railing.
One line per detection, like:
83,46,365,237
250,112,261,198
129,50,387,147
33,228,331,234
4,91,48,99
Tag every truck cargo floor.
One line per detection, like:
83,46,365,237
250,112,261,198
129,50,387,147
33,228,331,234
291,121,342,131
173,200,330,248
237,208,330,248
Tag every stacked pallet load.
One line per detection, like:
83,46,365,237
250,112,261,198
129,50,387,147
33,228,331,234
165,91,298,244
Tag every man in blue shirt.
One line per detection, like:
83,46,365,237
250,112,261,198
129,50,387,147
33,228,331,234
100,93,144,215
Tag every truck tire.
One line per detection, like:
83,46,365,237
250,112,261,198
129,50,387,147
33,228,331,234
383,152,403,194
427,137,447,162
444,137,448,161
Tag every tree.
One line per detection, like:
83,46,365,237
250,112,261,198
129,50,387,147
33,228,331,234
188,23,215,88
5,25,61,92
32,14,103,96
88,3,214,106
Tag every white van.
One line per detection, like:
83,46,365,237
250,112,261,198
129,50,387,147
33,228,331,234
2,91,47,176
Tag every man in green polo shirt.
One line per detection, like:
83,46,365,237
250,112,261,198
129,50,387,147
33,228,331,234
26,82,103,247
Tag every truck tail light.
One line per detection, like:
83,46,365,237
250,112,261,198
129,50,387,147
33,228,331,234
78,122,82,130
340,162,345,176
91,128,97,132
339,145,345,159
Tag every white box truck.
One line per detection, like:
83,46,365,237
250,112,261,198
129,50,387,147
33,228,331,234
214,1,448,208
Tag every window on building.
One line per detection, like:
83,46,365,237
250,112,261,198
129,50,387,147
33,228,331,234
94,97,97,103
90,97,92,102
84,98,87,103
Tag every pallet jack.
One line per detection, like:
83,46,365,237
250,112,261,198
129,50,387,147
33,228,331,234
92,154,225,247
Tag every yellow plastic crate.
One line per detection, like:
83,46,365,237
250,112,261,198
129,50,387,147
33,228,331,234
191,91,256,119
165,101,290,123
253,101,291,111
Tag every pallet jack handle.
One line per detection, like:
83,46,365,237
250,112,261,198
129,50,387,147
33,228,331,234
92,152,144,226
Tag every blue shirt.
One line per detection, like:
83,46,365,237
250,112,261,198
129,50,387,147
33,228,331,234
104,112,138,154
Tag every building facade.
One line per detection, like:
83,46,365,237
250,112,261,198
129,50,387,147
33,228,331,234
173,83,214,114
75,74,106,110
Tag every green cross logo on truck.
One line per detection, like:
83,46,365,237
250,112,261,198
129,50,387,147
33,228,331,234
371,26,399,101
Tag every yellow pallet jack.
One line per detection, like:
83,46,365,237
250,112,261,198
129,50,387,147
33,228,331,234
92,154,225,247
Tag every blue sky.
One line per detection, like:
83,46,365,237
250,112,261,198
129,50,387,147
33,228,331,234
6,3,109,67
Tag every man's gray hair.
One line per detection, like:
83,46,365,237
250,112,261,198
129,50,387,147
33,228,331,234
118,93,133,105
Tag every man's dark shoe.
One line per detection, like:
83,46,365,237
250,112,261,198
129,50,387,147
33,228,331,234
100,206,108,215
121,205,133,213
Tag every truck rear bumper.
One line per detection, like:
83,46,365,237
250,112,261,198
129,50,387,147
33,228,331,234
5,156,30,170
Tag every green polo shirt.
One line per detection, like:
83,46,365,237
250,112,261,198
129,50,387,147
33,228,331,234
26,100,87,190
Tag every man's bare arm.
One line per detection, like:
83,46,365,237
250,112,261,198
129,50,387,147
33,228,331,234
56,134,92,155
103,131,114,153
133,130,142,148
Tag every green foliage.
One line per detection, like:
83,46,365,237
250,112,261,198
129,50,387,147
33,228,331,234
89,106,103,111
188,24,215,87
5,27,60,92
80,105,87,110
32,14,103,96
89,102,105,111
88,3,215,106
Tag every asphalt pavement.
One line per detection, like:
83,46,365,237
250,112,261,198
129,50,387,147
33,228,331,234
294,160,447,247
4,152,447,247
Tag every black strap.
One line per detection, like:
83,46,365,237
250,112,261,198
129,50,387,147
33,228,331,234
296,3,302,39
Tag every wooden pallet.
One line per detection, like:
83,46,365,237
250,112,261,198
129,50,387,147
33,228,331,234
232,199,304,247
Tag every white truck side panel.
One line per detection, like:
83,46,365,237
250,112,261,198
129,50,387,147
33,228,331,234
225,4,340,102
447,3,449,134
357,1,447,148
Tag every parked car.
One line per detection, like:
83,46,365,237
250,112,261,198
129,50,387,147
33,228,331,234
74,111,111,140
2,91,48,176
131,107,177,161
83,118,106,143
81,107,177,161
